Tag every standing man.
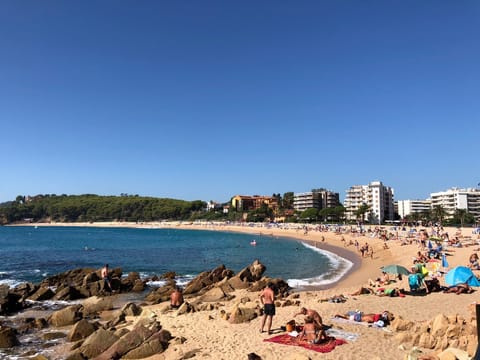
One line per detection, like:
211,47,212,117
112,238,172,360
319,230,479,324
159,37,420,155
259,282,275,334
101,264,112,294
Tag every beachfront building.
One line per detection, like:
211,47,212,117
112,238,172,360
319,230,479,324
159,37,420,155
397,199,432,219
430,188,480,221
344,181,394,224
230,195,278,212
293,189,340,212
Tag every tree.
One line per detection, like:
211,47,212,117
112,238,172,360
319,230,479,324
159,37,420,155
282,192,294,210
355,203,370,223
300,208,319,223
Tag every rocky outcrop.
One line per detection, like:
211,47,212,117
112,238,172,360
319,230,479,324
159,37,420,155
0,284,24,315
183,264,234,295
0,326,19,348
394,314,478,357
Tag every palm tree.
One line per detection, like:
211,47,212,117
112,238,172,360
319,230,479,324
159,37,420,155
454,208,468,228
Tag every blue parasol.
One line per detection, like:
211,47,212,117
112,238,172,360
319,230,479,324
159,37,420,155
445,266,480,286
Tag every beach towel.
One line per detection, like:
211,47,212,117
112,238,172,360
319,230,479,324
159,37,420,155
264,334,347,353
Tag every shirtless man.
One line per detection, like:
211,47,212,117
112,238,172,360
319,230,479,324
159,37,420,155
101,264,112,294
293,307,323,328
259,282,275,334
170,286,184,309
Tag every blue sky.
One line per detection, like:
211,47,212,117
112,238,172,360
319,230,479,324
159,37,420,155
1,1,479,204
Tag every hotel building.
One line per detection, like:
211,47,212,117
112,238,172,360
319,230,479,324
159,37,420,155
344,181,394,224
430,188,480,221
397,199,432,219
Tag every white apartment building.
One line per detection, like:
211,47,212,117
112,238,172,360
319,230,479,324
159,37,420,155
344,181,394,224
397,199,432,219
430,188,480,221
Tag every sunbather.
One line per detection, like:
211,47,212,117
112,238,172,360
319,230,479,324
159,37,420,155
297,316,328,344
334,310,394,325
443,283,474,294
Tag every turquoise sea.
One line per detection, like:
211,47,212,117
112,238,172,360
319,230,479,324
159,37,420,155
0,226,353,289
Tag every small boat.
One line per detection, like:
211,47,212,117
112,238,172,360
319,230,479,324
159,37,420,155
250,240,257,246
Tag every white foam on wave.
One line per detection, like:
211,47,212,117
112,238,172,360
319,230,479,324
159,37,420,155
146,280,167,288
0,279,23,288
287,242,354,288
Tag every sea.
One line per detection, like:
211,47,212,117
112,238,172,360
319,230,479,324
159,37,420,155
0,225,353,289
0,226,353,359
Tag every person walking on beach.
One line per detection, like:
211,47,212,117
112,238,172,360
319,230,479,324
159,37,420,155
101,264,113,294
259,282,275,334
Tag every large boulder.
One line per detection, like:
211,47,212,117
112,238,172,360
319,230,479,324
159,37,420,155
27,286,55,301
228,304,259,324
94,319,162,360
68,319,98,342
198,286,232,302
183,265,234,295
53,286,84,301
0,326,19,348
144,281,176,304
0,290,24,315
123,330,171,359
78,328,119,359
49,304,83,327
82,296,113,316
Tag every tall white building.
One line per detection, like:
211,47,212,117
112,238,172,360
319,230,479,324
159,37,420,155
397,200,432,219
430,188,480,221
344,181,394,224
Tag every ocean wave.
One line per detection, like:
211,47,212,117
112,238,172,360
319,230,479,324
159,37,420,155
287,242,353,288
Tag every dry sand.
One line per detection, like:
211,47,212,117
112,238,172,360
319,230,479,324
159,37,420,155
32,222,480,359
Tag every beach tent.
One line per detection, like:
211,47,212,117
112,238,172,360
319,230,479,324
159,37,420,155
445,266,480,287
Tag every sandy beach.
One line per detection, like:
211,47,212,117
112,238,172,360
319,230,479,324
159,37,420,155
23,222,480,359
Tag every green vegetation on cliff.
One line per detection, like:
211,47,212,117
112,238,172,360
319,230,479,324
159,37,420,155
0,194,207,224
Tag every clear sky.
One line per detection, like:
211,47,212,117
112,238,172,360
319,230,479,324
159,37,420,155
1,1,479,204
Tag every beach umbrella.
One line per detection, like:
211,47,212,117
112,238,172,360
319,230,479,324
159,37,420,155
445,266,480,286
381,264,411,275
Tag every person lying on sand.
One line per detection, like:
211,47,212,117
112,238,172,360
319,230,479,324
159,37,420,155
334,310,394,325
297,316,328,344
443,283,474,295
350,286,374,296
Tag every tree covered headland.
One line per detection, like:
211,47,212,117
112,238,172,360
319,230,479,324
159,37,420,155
0,194,207,224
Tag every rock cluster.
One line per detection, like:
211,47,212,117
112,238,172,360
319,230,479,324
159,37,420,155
1,260,292,358
0,267,147,316
392,313,478,358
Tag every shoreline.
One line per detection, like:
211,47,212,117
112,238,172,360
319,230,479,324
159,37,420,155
7,221,367,290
